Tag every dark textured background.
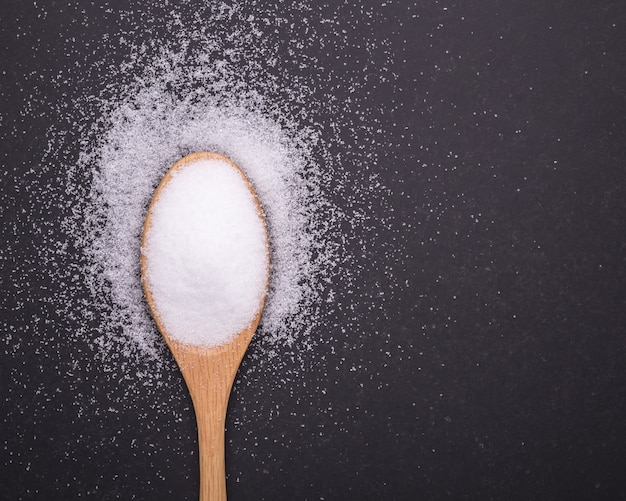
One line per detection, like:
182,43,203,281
1,1,625,499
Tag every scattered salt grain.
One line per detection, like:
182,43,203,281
48,4,394,377
142,156,269,348
75,91,340,362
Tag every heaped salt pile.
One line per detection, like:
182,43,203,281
142,154,269,349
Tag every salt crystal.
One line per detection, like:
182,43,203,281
142,156,268,348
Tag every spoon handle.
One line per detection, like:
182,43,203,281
169,334,254,501
192,377,230,501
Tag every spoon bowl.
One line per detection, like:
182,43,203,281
141,152,269,501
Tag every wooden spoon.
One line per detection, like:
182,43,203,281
141,152,269,501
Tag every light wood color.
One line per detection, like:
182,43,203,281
141,152,269,501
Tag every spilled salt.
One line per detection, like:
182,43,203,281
50,3,394,371
75,91,338,361
142,155,268,348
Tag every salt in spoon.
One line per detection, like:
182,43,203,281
141,152,269,501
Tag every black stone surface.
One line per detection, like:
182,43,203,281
1,1,625,500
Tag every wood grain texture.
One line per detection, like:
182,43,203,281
141,152,269,501
167,322,260,501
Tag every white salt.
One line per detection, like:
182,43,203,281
75,91,338,362
52,6,389,371
142,157,268,348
